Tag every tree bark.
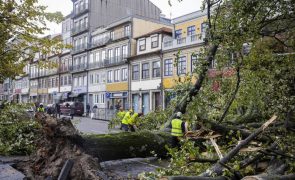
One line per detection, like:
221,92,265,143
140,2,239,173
83,131,172,162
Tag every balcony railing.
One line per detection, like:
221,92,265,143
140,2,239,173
110,31,130,42
72,44,87,54
90,37,110,48
104,56,127,67
59,66,73,73
73,4,89,17
71,23,88,36
163,34,205,50
88,61,105,69
72,64,87,72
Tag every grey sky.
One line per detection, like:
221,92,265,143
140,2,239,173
39,0,203,34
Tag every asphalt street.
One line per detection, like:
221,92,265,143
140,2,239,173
61,115,118,134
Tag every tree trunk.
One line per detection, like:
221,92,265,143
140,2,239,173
83,131,172,161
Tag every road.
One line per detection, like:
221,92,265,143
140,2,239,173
61,115,118,134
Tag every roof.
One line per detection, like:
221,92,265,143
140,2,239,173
172,9,207,24
135,27,172,39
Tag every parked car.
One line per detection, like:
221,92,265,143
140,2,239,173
60,101,84,116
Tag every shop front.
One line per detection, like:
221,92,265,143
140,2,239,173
106,92,128,110
71,86,87,112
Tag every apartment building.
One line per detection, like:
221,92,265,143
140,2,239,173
162,10,208,107
129,27,172,114
59,14,73,102
103,16,172,112
13,64,30,103
70,0,164,112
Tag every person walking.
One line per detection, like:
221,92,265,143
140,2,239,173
70,103,75,120
55,103,61,118
86,104,90,117
171,112,188,149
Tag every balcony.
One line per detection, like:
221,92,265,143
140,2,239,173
90,37,110,49
104,56,127,67
110,31,130,42
71,23,88,36
73,4,89,18
59,66,73,73
71,44,87,54
88,61,105,69
72,64,87,72
162,34,205,51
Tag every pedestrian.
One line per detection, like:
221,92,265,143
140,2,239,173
55,103,61,118
128,112,143,132
121,109,133,132
91,104,98,119
170,112,188,149
86,104,90,117
70,103,75,120
37,103,45,112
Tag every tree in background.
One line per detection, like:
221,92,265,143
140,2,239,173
0,0,64,82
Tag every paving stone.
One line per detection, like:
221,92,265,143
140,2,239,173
0,164,25,180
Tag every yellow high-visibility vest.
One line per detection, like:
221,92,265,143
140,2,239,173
117,111,126,119
171,119,184,137
128,113,138,125
122,112,131,125
37,107,45,112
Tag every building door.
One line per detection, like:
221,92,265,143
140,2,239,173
132,94,139,113
142,93,150,115
153,92,161,110
89,94,93,108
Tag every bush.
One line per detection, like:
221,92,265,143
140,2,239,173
0,103,40,155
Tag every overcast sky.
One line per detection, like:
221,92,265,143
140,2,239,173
39,0,203,34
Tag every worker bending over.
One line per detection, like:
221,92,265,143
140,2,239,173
171,112,188,148
121,109,133,131
128,112,143,132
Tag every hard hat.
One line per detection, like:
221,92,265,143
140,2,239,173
176,112,182,118
40,103,43,106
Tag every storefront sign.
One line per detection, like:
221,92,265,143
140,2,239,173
73,86,87,94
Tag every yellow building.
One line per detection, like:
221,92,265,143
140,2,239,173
162,10,208,107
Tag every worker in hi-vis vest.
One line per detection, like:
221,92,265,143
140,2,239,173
121,109,133,131
37,103,45,112
117,107,126,130
128,112,143,132
170,112,188,148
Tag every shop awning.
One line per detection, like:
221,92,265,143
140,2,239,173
53,93,63,100
69,93,79,98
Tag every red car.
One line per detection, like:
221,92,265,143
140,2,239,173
60,101,84,116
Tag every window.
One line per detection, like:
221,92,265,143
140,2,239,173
83,75,87,86
142,63,150,79
55,77,59,87
89,53,94,65
151,35,159,48
164,59,173,76
122,45,128,58
122,68,128,81
68,76,72,85
175,29,182,39
108,49,113,62
64,76,68,85
90,74,94,84
110,31,114,40
187,26,196,36
79,76,83,86
124,25,131,36
191,54,198,72
152,61,160,78
102,50,106,61
115,47,120,61
74,77,78,86
94,73,98,83
132,65,139,80
107,70,113,83
177,56,186,75
101,93,105,104
114,69,120,82
139,39,146,51
60,77,64,86
201,23,208,34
